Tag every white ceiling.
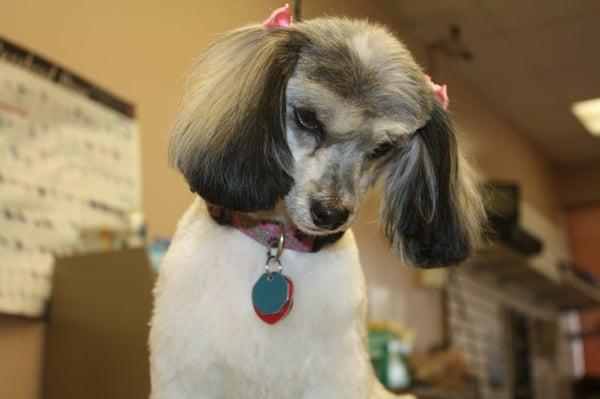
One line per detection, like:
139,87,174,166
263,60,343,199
390,0,600,165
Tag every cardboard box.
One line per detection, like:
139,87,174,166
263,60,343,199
44,249,153,399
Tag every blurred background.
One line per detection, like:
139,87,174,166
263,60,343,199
1,1,599,398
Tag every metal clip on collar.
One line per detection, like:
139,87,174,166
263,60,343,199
265,222,285,276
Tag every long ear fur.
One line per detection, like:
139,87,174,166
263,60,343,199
381,103,484,267
169,26,306,211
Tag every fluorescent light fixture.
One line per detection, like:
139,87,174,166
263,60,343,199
572,98,600,137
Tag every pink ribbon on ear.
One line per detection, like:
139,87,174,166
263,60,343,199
263,3,293,28
425,75,449,109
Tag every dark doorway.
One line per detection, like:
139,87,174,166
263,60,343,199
508,310,534,399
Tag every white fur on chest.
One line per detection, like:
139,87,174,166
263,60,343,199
150,201,373,399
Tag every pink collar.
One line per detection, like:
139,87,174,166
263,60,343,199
230,212,316,252
207,204,318,252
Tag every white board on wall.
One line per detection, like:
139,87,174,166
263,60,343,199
0,37,141,317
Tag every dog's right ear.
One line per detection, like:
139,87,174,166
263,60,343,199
169,26,306,212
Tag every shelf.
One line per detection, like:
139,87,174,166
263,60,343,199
465,242,600,311
568,330,600,340
395,386,477,399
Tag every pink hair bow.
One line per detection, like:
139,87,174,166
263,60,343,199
425,75,449,109
263,3,293,28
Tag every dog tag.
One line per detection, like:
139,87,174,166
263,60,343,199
252,272,293,324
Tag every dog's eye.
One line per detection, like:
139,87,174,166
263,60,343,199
366,141,395,160
294,108,324,139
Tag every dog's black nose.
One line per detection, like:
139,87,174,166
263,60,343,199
310,201,350,230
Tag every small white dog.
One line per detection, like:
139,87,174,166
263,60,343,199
150,6,483,399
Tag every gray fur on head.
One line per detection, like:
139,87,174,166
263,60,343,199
169,17,484,267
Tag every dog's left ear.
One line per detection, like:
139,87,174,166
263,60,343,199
381,103,484,267
169,26,306,212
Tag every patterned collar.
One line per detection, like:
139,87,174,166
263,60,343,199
207,204,344,253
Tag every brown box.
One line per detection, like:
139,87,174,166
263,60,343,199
44,249,153,399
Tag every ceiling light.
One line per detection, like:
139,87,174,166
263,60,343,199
572,98,600,137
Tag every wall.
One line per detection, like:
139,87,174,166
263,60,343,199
567,206,600,376
437,59,563,227
0,0,569,397
561,161,600,208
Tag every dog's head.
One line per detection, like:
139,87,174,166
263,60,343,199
169,18,484,267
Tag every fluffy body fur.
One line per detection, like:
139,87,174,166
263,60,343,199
152,201,382,398
151,17,484,399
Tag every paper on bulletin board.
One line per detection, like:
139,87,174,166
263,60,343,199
0,37,141,317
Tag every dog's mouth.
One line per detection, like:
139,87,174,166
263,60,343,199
292,218,352,236
299,225,337,235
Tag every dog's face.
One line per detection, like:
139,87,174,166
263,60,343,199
282,24,429,234
170,18,483,267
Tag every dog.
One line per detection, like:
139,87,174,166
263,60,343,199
150,6,483,399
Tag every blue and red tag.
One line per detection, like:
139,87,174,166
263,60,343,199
252,272,294,324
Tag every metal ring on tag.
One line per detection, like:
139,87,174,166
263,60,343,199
265,222,285,275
